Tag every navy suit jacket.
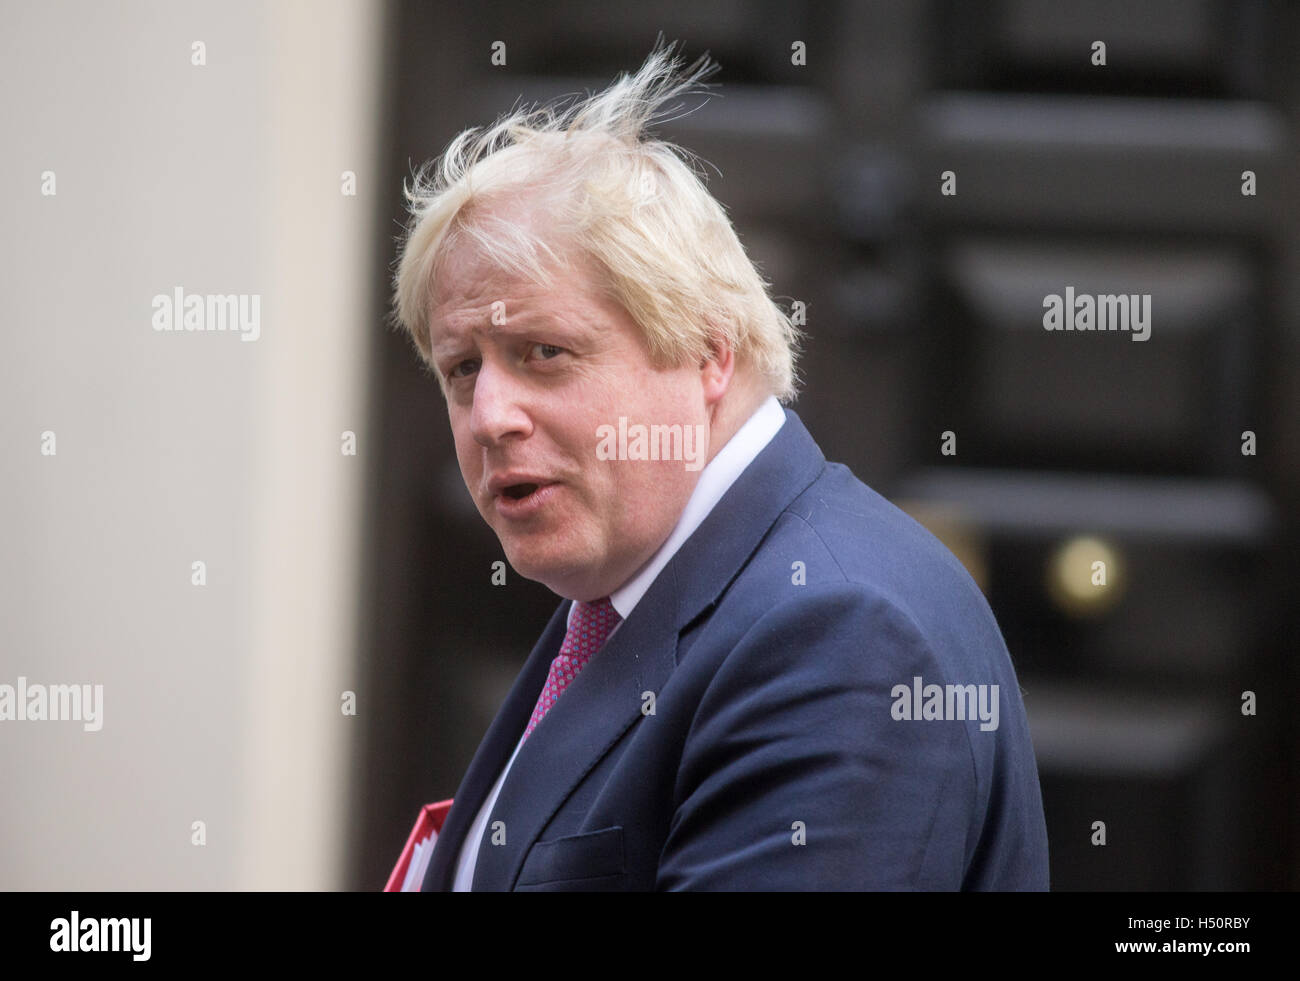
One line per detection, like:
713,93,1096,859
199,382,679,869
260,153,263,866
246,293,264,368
422,407,1050,890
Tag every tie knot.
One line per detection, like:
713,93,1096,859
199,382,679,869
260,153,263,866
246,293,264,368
563,597,621,658
521,597,621,742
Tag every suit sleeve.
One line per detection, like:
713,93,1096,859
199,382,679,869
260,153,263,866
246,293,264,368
656,582,980,890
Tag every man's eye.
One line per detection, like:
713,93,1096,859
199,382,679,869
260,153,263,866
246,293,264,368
534,344,565,360
447,358,479,379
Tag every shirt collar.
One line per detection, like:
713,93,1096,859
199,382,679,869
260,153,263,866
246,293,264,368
566,394,787,626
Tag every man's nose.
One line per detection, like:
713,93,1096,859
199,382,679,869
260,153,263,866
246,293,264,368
468,360,532,447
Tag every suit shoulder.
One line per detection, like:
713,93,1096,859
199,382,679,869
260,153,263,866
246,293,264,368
734,462,997,648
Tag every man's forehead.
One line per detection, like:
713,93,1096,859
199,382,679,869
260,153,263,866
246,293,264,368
430,244,515,308
428,232,604,321
429,251,561,325
434,194,571,280
429,261,588,362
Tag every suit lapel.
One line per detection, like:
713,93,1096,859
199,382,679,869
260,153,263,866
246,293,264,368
470,562,683,890
468,408,827,890
420,600,572,891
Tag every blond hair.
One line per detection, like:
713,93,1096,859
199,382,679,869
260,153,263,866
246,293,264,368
390,42,801,401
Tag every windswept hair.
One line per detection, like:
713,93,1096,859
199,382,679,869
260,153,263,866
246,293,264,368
390,42,802,402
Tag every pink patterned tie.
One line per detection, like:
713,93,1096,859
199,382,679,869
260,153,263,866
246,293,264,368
522,597,621,742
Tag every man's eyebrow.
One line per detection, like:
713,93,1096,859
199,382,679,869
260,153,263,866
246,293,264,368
447,309,592,340
495,308,586,330
429,312,591,359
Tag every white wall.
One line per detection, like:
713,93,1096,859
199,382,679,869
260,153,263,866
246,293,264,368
0,0,385,889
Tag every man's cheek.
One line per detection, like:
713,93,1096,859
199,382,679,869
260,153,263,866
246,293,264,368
454,450,478,490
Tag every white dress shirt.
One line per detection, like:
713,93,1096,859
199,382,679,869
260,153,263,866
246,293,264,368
448,395,787,890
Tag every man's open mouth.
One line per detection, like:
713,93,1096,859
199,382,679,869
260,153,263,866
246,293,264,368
502,483,540,500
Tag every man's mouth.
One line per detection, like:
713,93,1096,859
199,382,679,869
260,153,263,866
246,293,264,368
491,480,558,517
502,483,540,500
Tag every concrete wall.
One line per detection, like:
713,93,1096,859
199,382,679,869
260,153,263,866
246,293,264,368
0,0,384,889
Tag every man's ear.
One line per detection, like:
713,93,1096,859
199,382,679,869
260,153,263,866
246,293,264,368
698,325,737,403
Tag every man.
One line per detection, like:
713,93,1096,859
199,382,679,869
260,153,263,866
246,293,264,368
390,45,1050,890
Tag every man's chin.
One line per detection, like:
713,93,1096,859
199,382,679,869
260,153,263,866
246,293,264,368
503,551,601,600
501,548,571,586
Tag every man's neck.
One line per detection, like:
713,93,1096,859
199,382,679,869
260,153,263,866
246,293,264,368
705,377,771,468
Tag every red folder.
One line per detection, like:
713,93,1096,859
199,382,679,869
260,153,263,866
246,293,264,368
384,799,453,892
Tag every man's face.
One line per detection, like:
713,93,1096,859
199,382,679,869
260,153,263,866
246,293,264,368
428,226,717,602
